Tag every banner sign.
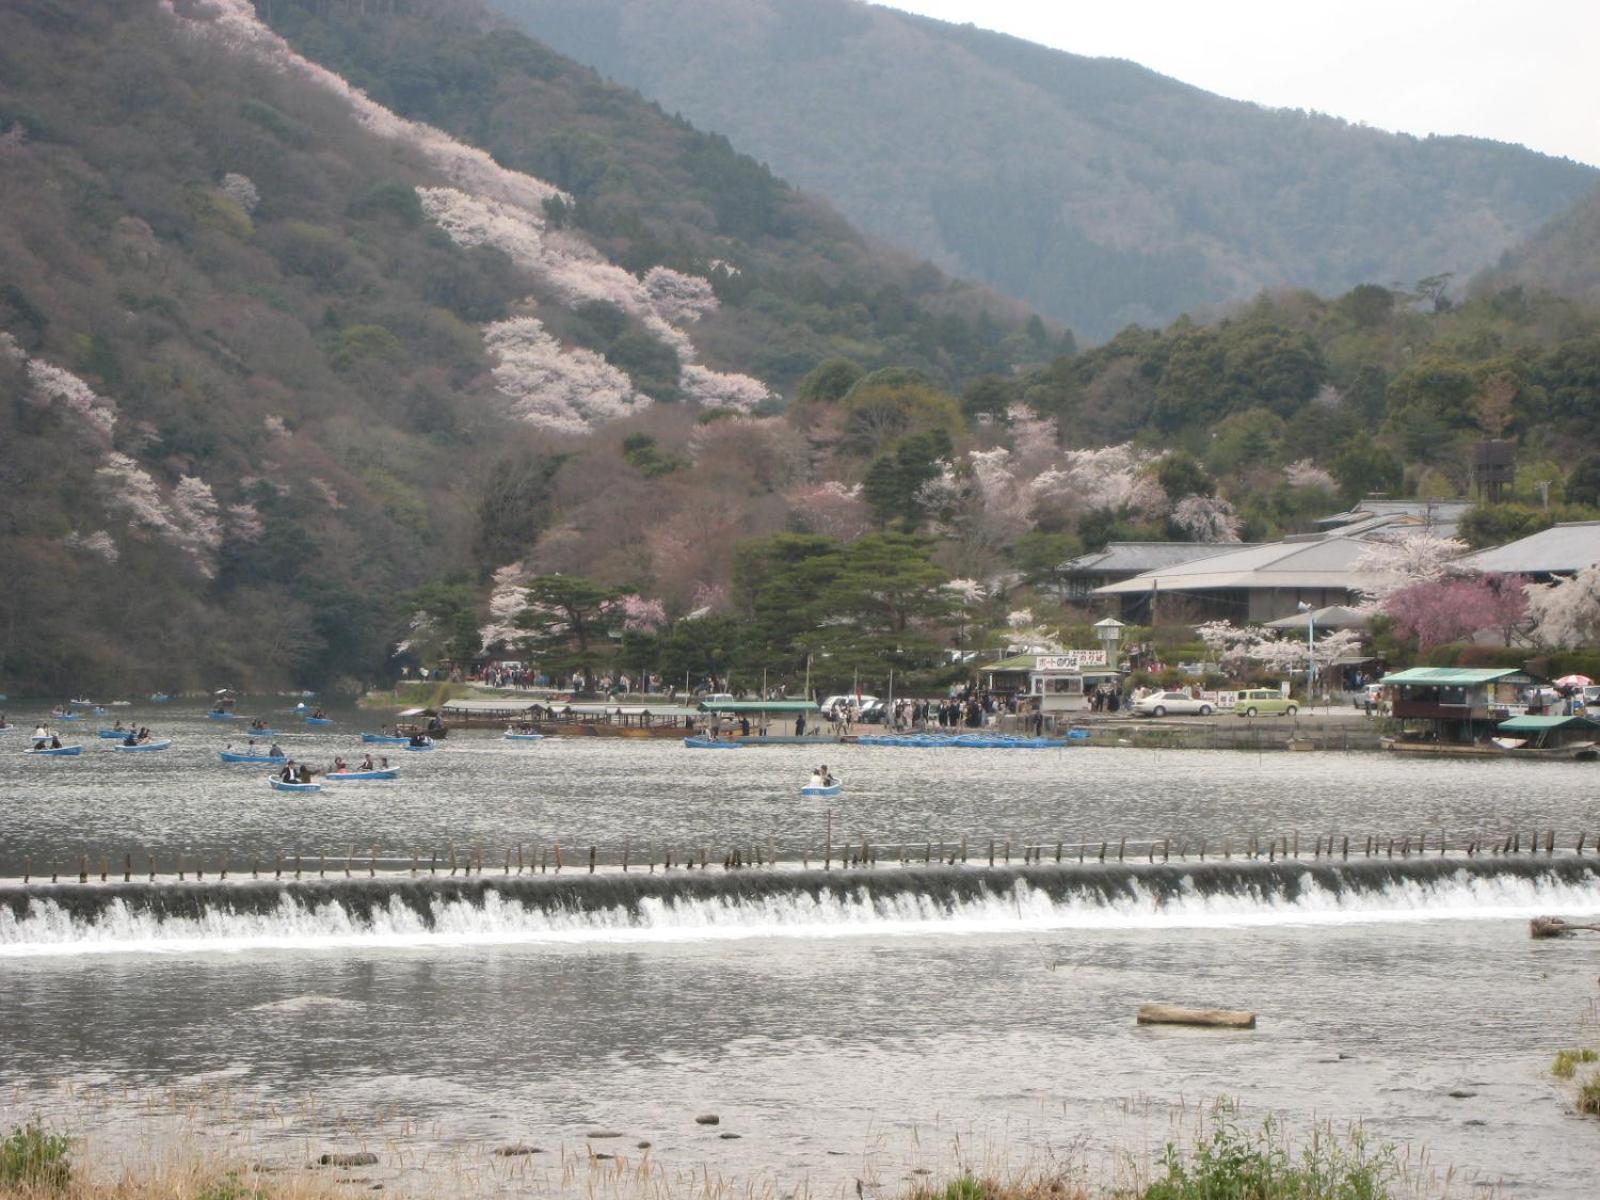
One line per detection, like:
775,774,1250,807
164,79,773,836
1034,650,1108,670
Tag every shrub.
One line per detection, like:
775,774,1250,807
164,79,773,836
1143,1110,1395,1200
1579,1074,1600,1116
0,1119,71,1191
1552,1047,1597,1079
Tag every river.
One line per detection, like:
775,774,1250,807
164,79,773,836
1,703,1598,1196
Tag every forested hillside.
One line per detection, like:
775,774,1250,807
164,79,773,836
0,0,1046,694
1479,186,1600,308
490,0,1599,339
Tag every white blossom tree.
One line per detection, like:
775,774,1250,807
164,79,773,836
1352,531,1471,600
1525,564,1600,648
1171,495,1243,543
482,317,646,434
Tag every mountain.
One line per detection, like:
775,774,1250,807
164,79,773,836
1477,184,1600,307
0,0,1046,694
487,0,1600,340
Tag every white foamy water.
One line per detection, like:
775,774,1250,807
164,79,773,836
4,868,1599,956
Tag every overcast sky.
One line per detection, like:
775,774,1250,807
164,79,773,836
879,1,1600,168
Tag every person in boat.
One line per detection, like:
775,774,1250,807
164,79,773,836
49,734,62,749
359,753,375,771
312,708,327,719
408,732,428,747
279,761,297,782
32,724,49,748
333,756,348,772
295,763,314,784
113,720,126,733
123,731,139,746
378,755,389,769
269,742,283,758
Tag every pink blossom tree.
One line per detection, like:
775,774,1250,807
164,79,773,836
1381,573,1530,648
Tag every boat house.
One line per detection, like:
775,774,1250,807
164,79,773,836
1378,666,1542,747
985,651,1121,715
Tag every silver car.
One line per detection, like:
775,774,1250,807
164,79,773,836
1130,690,1214,717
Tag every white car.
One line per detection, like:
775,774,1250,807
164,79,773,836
820,694,877,714
1130,690,1215,718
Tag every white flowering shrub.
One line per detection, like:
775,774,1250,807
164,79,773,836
220,172,259,212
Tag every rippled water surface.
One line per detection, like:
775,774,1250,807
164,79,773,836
2,700,1599,1196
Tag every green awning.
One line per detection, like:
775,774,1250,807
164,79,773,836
1379,667,1527,686
697,700,819,713
1498,714,1597,732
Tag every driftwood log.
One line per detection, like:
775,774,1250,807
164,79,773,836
1530,916,1600,939
1136,1003,1256,1029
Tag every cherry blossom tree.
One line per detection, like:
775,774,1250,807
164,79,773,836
1524,564,1600,649
643,267,719,324
219,172,259,213
1381,574,1530,648
1352,531,1471,600
617,594,669,632
1171,495,1243,543
482,317,646,434
1284,459,1336,492
64,530,119,564
94,455,223,575
786,481,874,541
679,364,770,413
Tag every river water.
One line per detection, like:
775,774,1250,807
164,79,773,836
1,703,1599,1196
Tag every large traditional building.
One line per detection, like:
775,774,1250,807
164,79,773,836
1457,521,1600,581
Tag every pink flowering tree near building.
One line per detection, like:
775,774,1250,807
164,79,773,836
1381,574,1531,648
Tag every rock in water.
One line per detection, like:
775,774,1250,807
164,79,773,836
1136,1003,1256,1029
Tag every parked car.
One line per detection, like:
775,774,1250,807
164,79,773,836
1130,690,1215,717
1353,683,1385,712
1234,688,1298,717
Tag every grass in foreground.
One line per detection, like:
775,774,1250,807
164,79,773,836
912,1109,1401,1200
1550,1047,1597,1079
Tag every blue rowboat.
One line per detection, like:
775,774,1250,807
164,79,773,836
220,750,286,763
0,725,15,734
503,732,545,741
98,729,133,739
402,739,434,751
112,738,172,752
56,712,83,722
304,716,335,726
90,706,108,716
25,745,83,756
325,769,398,781
207,711,239,721
684,737,741,748
360,733,409,744
268,777,321,792
149,693,171,703
800,781,843,797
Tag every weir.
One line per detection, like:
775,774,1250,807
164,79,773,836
3,857,1599,950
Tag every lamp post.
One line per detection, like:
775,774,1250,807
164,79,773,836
1297,602,1315,705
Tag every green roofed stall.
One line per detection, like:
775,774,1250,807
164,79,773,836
1378,667,1527,686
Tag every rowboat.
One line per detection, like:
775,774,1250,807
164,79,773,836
800,781,843,797
207,710,239,721
25,745,83,756
503,732,545,741
402,739,435,751
684,736,742,748
97,729,133,739
149,693,171,702
360,732,409,745
244,727,275,737
268,777,321,792
112,738,172,752
0,724,14,734
56,712,83,722
220,750,286,763
304,716,335,727
325,769,399,781
90,706,108,716
69,698,97,707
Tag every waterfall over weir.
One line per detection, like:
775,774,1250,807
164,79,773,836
3,858,1599,955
